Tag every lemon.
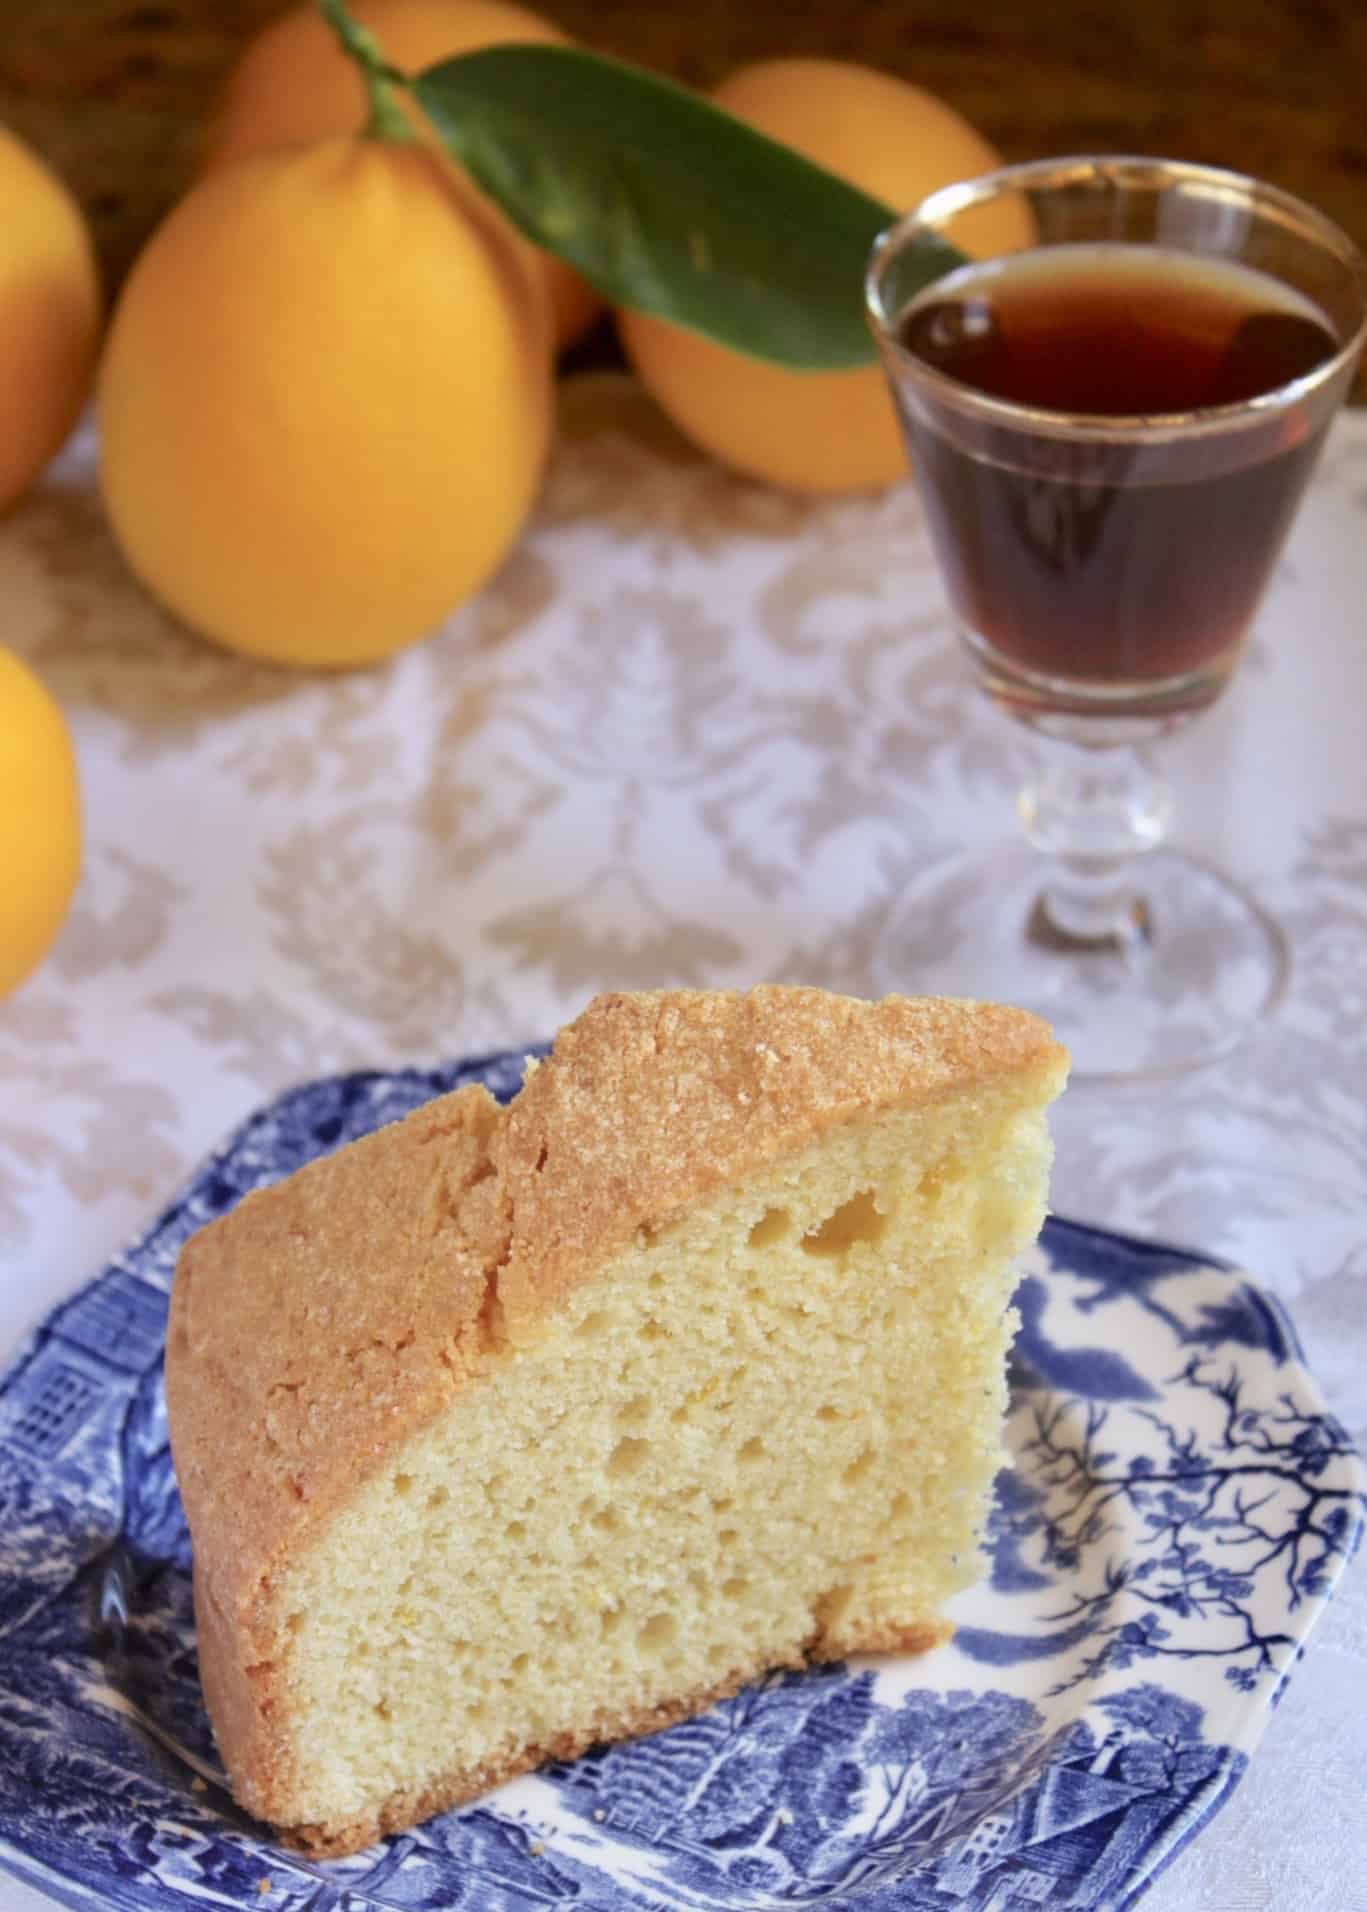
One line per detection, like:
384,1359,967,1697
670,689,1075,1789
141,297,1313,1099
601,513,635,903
202,0,600,352
0,122,101,514
98,137,553,668
0,649,81,1001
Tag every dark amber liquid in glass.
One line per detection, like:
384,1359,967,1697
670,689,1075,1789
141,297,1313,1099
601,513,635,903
897,245,1339,697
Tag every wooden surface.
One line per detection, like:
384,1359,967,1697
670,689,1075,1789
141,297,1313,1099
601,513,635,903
3,0,1365,388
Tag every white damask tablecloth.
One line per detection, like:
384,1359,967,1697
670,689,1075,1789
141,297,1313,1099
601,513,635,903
2,377,1365,1912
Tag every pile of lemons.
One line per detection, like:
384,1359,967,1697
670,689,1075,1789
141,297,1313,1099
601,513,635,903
2,0,1013,998
1,124,95,1001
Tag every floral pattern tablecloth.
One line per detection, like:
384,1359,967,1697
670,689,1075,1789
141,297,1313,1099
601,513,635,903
2,376,1365,1912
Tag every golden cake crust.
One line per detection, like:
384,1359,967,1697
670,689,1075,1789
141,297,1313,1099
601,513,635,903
165,987,1065,1843
493,988,1063,1336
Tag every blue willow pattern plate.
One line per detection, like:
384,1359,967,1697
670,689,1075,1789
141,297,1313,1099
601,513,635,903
0,1050,1362,1912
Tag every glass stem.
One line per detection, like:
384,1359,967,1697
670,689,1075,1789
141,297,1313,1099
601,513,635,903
1017,741,1173,948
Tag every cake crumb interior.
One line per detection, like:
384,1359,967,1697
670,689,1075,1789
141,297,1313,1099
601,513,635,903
275,1081,1050,1827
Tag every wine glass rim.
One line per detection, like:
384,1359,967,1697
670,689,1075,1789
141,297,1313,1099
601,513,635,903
865,154,1367,441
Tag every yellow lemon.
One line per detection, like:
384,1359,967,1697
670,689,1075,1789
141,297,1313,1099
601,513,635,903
0,649,81,1001
98,137,552,669
0,123,101,514
203,0,600,352
619,59,1027,494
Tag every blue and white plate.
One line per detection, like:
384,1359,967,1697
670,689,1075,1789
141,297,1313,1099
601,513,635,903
1,1050,1361,1912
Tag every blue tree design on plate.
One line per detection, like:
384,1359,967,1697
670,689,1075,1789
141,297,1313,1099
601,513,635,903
0,1051,1361,1912
963,1347,1360,1696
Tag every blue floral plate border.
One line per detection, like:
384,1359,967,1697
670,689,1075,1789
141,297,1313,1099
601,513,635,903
1,1048,1362,1912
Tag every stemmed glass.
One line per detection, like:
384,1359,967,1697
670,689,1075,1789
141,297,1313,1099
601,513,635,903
865,157,1367,1079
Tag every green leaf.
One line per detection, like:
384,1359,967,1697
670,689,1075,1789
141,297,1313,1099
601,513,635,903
413,45,963,370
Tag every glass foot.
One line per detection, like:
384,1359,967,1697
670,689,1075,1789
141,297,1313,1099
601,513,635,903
871,843,1288,1081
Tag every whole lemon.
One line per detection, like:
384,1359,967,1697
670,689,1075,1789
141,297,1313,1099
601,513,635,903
203,0,599,353
0,124,101,514
98,138,552,669
0,649,81,1001
619,59,1025,495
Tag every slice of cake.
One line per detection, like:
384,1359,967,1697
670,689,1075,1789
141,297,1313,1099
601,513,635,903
166,986,1066,1855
